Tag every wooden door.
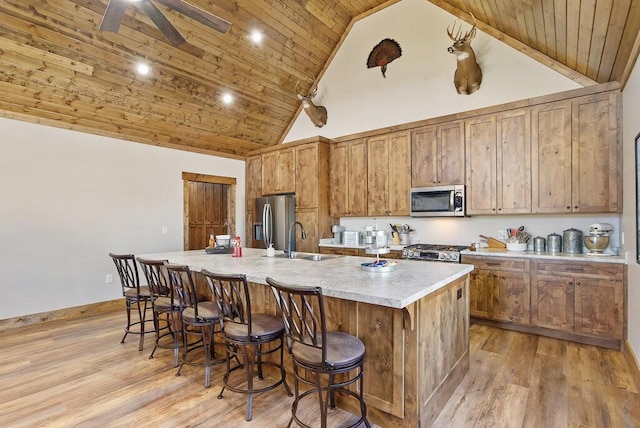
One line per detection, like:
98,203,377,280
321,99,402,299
574,277,624,339
531,100,572,213
531,275,575,332
261,151,279,195
185,181,229,250
496,109,531,214
465,115,497,215
388,131,411,215
367,135,390,216
262,149,295,195
412,122,465,187
571,92,620,213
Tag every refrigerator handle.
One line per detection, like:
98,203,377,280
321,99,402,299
262,202,271,248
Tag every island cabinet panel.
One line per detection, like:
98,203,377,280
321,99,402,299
367,131,411,216
571,92,621,213
531,100,573,213
411,121,465,187
262,148,295,195
329,139,368,217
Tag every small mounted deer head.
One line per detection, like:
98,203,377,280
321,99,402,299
447,13,482,95
295,81,328,128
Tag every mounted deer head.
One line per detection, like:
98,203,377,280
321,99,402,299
447,13,482,95
295,81,327,128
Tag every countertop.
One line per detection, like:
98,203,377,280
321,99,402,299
139,248,474,309
460,248,627,264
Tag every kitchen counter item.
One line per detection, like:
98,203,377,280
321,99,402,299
506,242,527,251
547,233,562,253
533,236,546,252
563,228,583,254
584,223,613,254
479,234,506,248
342,230,360,246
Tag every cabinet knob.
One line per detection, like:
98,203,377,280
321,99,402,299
574,206,579,209
566,206,571,210
576,282,581,285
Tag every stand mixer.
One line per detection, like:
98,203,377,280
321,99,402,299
584,223,613,254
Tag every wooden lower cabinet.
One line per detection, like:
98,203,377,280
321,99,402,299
463,255,625,349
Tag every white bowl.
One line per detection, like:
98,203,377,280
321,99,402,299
506,242,528,252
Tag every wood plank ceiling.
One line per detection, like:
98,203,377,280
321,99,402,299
1,0,639,158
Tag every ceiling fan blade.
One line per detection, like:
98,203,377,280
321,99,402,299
139,1,187,46
99,0,127,32
155,0,232,33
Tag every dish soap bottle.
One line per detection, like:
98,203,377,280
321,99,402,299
266,244,275,257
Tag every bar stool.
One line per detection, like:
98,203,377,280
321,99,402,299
266,277,370,428
137,257,181,367
164,262,222,388
109,253,154,351
202,270,292,421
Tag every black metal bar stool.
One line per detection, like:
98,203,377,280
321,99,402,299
137,257,181,367
266,277,370,428
109,253,154,351
164,262,222,388
202,270,292,421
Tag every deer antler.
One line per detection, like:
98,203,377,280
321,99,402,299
447,13,477,42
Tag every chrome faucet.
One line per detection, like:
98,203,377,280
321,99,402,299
287,221,307,258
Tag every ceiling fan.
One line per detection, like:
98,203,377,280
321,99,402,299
99,0,231,46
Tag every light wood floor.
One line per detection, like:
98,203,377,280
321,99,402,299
1,311,639,427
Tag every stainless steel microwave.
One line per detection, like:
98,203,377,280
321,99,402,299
410,185,465,217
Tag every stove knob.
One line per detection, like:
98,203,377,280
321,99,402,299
439,253,449,260
450,253,459,261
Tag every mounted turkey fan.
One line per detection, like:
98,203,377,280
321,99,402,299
100,0,231,46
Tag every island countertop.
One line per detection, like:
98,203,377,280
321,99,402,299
139,248,474,309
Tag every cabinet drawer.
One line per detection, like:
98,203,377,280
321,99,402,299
462,256,530,273
533,260,623,280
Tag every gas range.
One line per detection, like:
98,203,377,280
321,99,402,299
402,244,468,263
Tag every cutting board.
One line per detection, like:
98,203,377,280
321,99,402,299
479,234,506,248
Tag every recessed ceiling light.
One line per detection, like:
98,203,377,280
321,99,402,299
222,93,233,104
135,62,151,75
250,30,263,44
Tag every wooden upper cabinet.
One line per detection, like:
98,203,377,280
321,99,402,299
367,131,411,216
245,155,262,201
295,143,320,209
262,148,295,195
531,100,573,213
571,92,621,213
465,110,530,215
330,139,367,217
412,121,465,187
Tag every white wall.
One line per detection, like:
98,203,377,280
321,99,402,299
0,117,245,319
284,0,581,142
622,61,640,359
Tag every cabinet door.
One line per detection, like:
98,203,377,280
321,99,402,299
295,209,319,253
496,109,531,214
530,275,575,332
574,278,624,339
388,132,411,215
439,121,465,185
246,155,262,201
330,142,349,217
491,270,530,323
348,139,368,216
412,125,438,187
261,151,279,195
531,101,572,213
469,270,492,318
296,144,319,209
465,115,497,214
367,135,390,216
277,148,295,194
571,92,620,213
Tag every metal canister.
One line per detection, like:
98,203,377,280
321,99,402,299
563,228,583,253
547,233,562,253
533,236,546,252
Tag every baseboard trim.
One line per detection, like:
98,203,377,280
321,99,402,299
0,299,123,332
624,340,640,390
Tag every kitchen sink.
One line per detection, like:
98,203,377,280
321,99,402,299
268,252,342,261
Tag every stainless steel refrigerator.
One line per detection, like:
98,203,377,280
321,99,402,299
251,194,296,251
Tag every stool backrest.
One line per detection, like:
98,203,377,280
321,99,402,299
164,262,200,314
266,277,327,363
109,253,140,296
202,270,250,332
137,257,172,300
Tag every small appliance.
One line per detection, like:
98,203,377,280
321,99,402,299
410,185,465,217
402,244,468,263
584,223,613,254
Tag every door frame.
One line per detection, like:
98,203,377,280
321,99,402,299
182,172,237,250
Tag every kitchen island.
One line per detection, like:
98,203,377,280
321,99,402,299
140,248,474,427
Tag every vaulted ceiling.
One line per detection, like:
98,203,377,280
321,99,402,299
1,0,639,159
